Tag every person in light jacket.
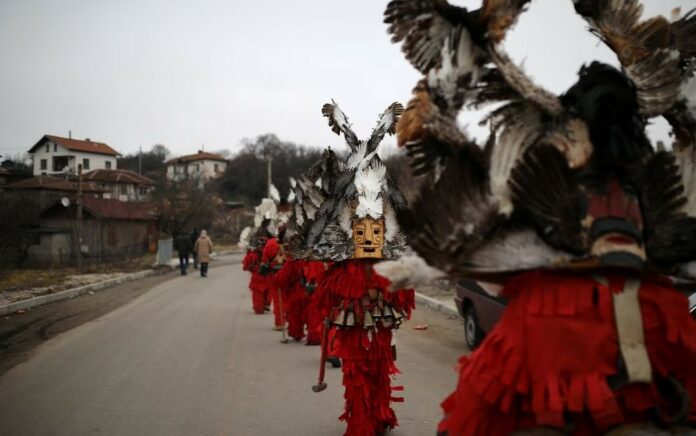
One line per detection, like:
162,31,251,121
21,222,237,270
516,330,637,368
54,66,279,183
193,230,213,278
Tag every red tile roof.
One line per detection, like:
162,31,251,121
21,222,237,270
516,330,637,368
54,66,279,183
28,135,119,156
82,169,156,187
6,175,106,192
165,151,227,165
81,197,158,220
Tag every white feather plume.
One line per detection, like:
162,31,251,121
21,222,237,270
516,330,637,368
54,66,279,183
289,177,297,188
339,201,353,234
347,141,368,169
238,226,252,249
287,190,296,204
269,184,281,204
383,201,400,242
354,165,386,219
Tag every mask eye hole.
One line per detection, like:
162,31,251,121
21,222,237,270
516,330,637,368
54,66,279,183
374,229,380,235
357,230,364,236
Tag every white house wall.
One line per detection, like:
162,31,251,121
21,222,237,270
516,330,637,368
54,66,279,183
32,140,117,176
166,159,226,182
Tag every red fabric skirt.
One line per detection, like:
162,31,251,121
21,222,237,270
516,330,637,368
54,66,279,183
335,327,401,436
438,271,696,435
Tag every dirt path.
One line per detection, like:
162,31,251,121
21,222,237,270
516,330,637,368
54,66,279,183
0,255,241,377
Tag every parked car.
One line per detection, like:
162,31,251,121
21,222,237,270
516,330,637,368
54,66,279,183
454,279,506,350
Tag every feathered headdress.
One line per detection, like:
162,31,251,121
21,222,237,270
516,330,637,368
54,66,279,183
289,101,409,261
384,0,696,281
285,148,342,237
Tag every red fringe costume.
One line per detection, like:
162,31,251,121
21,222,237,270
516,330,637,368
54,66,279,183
304,261,328,345
317,260,415,436
438,271,696,435
261,238,286,329
272,258,307,341
242,249,268,315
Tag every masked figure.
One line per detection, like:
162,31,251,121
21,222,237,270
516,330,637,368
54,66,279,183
289,101,415,435
241,220,273,314
384,0,696,434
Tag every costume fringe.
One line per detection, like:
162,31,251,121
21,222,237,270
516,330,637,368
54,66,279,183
438,271,696,435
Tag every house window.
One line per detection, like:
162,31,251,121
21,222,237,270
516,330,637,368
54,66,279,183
105,161,112,169
83,158,90,170
214,164,219,172
40,159,47,170
45,144,49,152
53,144,57,152
194,164,200,172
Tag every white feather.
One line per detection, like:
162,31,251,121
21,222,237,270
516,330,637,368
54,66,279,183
347,141,368,169
374,252,446,291
354,165,386,219
383,201,400,242
287,190,296,204
269,184,281,203
339,202,353,234
295,204,305,227
331,101,351,131
682,72,696,120
673,145,696,216
488,107,541,215
289,177,297,188
315,177,322,189
238,226,252,249
356,195,384,219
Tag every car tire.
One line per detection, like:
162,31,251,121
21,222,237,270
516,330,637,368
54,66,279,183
464,305,484,351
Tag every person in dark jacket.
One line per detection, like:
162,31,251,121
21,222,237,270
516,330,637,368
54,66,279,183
190,228,200,269
175,232,193,275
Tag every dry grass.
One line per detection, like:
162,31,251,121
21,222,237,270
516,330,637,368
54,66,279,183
0,252,158,294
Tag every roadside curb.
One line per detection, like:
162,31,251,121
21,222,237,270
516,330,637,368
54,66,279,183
1,252,242,316
415,292,459,318
0,268,170,317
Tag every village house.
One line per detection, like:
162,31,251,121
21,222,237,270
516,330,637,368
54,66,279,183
82,169,156,202
5,175,106,210
27,197,159,266
165,151,227,182
28,134,118,176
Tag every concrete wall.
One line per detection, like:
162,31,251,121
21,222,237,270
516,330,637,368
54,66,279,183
32,141,117,176
27,232,72,266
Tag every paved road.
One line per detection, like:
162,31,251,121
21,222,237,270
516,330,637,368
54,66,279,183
0,255,467,436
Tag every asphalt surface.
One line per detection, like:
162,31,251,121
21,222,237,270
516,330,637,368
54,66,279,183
0,254,467,436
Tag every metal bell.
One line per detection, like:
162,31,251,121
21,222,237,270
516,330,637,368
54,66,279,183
334,310,346,326
345,310,355,327
363,311,374,329
372,306,382,319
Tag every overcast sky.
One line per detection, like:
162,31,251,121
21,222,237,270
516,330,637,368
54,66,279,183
0,0,683,158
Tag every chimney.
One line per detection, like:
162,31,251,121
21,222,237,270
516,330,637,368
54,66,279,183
68,130,72,139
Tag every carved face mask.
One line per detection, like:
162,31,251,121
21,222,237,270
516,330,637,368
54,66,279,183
352,218,385,259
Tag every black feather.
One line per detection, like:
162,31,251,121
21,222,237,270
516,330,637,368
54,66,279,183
509,144,587,254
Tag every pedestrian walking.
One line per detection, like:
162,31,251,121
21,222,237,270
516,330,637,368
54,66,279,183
190,228,200,269
194,230,213,278
174,232,192,275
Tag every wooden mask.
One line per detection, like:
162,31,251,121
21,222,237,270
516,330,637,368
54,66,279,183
352,217,385,259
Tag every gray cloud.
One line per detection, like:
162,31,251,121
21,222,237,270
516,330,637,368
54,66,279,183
0,0,683,157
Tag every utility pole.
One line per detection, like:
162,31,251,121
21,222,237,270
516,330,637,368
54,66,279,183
266,153,273,198
76,164,83,270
